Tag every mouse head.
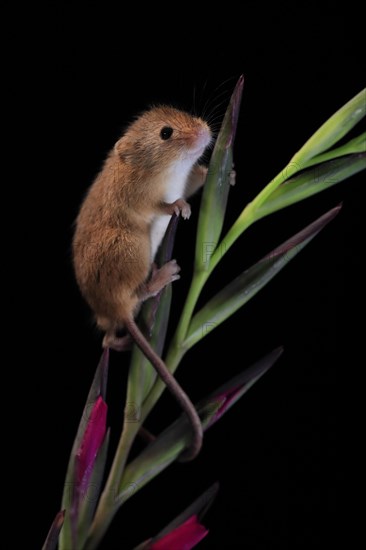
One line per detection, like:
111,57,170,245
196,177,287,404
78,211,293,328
114,106,212,169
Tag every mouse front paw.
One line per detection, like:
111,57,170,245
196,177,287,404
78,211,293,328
160,198,191,219
229,168,236,186
172,198,191,220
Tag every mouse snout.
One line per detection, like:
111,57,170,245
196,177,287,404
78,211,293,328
191,123,212,157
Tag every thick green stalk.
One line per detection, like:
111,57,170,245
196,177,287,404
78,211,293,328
247,164,298,212
174,270,209,344
84,424,139,550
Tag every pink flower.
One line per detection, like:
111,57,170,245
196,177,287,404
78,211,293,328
70,394,108,545
200,348,284,431
205,385,245,429
75,395,108,496
150,514,208,550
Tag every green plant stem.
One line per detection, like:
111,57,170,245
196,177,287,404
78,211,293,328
84,423,140,550
249,163,298,210
297,135,366,169
209,203,255,273
175,270,209,344
139,271,208,423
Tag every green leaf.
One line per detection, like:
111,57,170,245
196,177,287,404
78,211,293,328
208,93,365,271
119,422,188,499
59,350,109,549
256,154,366,219
195,75,243,271
185,206,341,350
120,349,282,501
42,510,65,550
291,88,365,167
201,347,283,429
302,132,366,168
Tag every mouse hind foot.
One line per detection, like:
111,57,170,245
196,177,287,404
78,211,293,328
103,331,132,352
137,259,181,301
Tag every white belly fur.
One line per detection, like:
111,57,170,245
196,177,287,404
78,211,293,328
150,159,193,260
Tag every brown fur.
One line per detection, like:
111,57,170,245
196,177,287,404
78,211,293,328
73,106,211,335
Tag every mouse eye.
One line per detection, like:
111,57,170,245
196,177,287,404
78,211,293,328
160,126,173,140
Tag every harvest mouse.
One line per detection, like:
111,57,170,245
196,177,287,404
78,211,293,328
73,105,212,460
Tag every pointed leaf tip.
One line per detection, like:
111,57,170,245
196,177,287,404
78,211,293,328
195,76,244,269
295,203,342,237
291,87,366,165
202,347,284,429
228,75,244,147
188,205,343,349
265,204,342,260
42,510,65,550
273,345,285,357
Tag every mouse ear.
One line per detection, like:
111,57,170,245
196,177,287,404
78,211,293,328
114,137,125,158
114,136,133,162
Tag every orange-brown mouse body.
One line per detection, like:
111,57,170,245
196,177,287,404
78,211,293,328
73,106,212,459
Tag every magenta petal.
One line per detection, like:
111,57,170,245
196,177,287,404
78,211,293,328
200,348,284,430
75,395,108,496
70,396,108,546
211,386,245,425
150,515,208,550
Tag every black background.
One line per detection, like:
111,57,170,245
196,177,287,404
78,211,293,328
33,2,364,549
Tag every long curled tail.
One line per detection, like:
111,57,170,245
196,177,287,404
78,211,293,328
125,316,203,461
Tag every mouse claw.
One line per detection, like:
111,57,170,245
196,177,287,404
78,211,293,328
171,198,191,220
229,169,236,186
181,204,191,220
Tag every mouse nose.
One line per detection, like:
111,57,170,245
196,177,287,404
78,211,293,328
195,124,212,153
